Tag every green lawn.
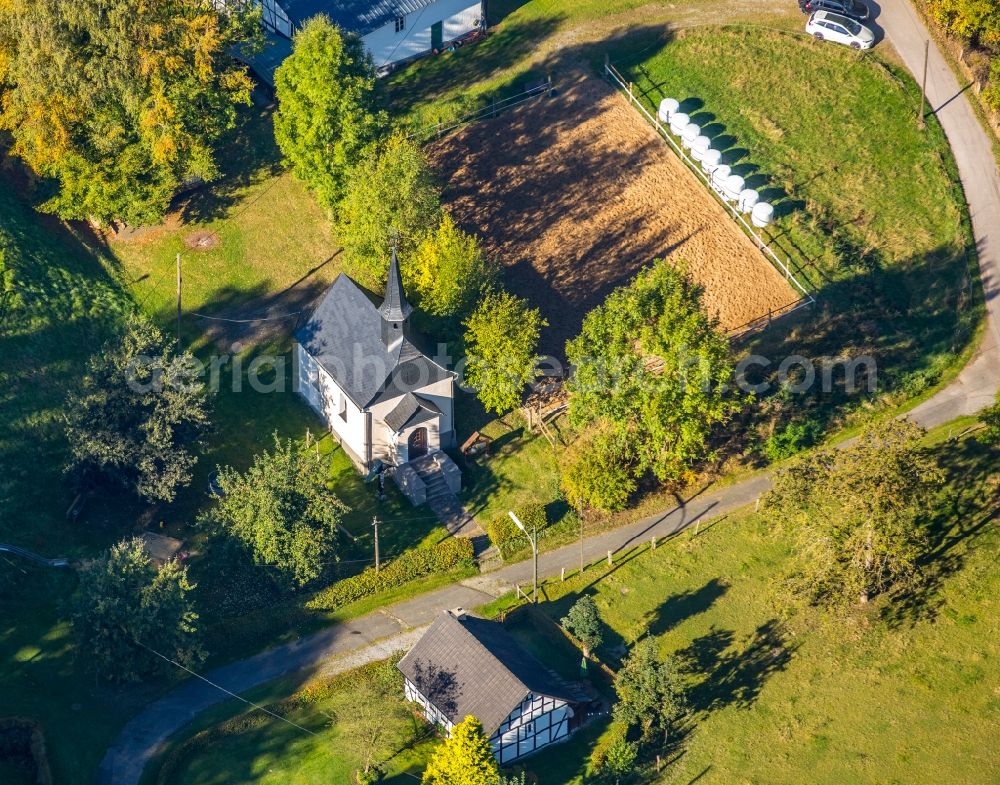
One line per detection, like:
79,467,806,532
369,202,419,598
487,433,1000,785
615,27,979,431
153,660,436,785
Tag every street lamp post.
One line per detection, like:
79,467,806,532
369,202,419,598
508,510,538,603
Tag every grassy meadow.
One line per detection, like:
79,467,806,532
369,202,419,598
494,432,1000,785
150,429,999,785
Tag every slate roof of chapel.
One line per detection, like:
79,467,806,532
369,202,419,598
295,257,450,408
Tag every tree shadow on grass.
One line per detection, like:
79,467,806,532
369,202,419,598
379,12,565,123
641,578,729,638
679,620,796,713
175,91,284,225
882,438,999,628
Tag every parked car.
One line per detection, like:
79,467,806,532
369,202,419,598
799,0,871,21
806,10,876,49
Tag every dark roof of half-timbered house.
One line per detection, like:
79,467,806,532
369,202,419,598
397,610,581,734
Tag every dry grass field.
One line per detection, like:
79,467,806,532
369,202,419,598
428,72,796,355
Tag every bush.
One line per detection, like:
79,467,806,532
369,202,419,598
560,425,636,512
761,418,822,462
307,537,474,610
487,504,547,559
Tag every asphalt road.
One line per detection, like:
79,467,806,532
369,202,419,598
96,5,1000,783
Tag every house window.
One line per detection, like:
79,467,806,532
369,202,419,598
338,394,347,421
395,15,405,32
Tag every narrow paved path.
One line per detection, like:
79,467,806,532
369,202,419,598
97,6,1000,784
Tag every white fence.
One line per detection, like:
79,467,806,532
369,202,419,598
604,61,815,336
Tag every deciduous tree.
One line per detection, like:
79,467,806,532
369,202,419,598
978,393,1000,444
561,595,604,658
335,661,405,783
463,290,545,416
560,423,636,512
274,15,381,210
0,0,260,225
64,314,211,503
71,538,203,682
413,214,495,319
566,261,745,487
422,715,500,785
339,132,441,286
204,436,347,587
767,418,945,608
612,638,687,745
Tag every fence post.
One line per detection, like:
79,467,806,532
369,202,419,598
651,535,657,550
628,81,634,104
561,567,565,582
607,550,613,566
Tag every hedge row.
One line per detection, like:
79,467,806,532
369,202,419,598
307,537,475,610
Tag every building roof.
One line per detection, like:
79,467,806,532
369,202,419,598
295,270,449,408
397,611,581,735
383,392,440,432
279,0,438,35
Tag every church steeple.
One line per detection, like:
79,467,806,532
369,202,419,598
379,246,413,323
380,247,412,348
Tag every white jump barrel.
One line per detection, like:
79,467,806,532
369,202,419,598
701,148,722,175
657,97,679,123
681,123,701,149
751,201,775,228
691,135,711,162
669,112,690,136
723,174,745,202
711,165,732,194
738,188,760,214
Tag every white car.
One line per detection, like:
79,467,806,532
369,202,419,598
806,10,876,49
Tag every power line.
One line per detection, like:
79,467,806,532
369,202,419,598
135,640,320,737
189,309,305,323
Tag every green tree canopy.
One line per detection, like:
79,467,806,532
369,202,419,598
463,290,546,416
412,213,496,319
560,422,636,512
71,538,203,682
612,638,687,746
422,715,501,785
64,313,211,503
978,393,1000,444
0,0,260,225
204,436,348,587
274,15,381,210
767,418,945,608
928,0,1000,47
561,595,604,658
339,132,441,286
566,260,745,486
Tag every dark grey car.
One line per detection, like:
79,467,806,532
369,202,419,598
799,0,871,21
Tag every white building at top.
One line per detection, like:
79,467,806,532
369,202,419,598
221,0,485,81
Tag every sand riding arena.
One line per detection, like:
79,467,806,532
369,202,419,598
427,73,799,357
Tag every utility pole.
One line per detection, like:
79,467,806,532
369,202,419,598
175,252,182,351
918,39,929,130
372,516,381,573
509,511,538,603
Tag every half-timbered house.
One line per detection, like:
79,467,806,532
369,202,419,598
397,609,592,764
